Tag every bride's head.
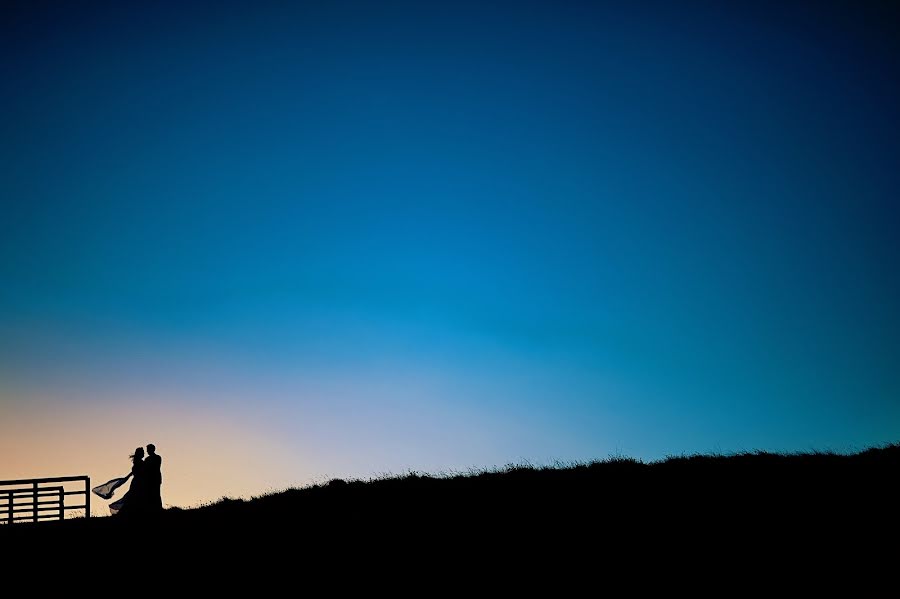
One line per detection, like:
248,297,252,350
129,447,145,463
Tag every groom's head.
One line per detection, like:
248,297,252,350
147,444,156,455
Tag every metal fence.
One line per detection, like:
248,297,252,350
0,476,91,524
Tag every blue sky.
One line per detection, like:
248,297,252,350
2,1,898,504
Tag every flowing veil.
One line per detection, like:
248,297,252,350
92,475,130,500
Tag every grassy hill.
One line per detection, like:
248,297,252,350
4,443,898,575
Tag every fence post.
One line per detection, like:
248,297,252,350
85,477,90,519
58,487,64,521
33,482,38,523
6,492,11,525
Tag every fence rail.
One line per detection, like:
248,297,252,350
0,476,90,524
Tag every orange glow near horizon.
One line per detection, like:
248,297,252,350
1,359,552,517
0,390,306,513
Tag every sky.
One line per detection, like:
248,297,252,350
2,1,899,510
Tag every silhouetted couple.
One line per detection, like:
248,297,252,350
93,444,163,517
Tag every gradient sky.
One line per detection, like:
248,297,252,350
2,1,899,510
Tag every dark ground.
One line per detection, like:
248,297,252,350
3,444,897,585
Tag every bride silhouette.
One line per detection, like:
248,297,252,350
93,447,149,516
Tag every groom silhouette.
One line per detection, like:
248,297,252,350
145,443,163,511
